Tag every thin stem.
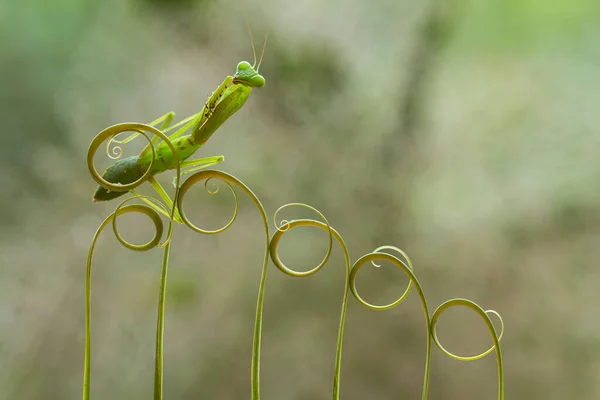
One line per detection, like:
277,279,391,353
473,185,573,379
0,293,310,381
153,239,172,400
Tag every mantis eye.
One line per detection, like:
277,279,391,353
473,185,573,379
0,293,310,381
237,61,252,71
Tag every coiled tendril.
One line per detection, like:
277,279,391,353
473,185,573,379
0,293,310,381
176,173,240,234
173,169,271,400
269,203,333,277
88,124,152,193
430,299,505,399
431,299,504,361
111,196,171,250
351,246,415,310
106,135,125,160
267,206,349,399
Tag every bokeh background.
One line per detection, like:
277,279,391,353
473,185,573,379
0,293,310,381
2,0,599,398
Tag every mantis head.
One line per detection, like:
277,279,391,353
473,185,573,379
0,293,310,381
233,61,266,88
233,24,267,88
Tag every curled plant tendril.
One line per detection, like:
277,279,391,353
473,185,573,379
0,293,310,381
83,202,172,400
106,135,124,160
350,249,417,311
88,124,154,193
370,245,411,268
177,172,240,234
431,299,504,361
173,169,271,400
204,178,220,195
269,203,334,277
268,214,350,400
112,195,173,250
349,252,432,399
431,299,505,399
275,218,291,232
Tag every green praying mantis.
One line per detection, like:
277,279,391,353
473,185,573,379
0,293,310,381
93,33,268,222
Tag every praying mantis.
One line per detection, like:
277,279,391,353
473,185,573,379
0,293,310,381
93,33,267,222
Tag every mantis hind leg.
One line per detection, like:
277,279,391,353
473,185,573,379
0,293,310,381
171,155,225,187
138,112,203,160
110,112,177,146
180,155,225,173
150,112,176,130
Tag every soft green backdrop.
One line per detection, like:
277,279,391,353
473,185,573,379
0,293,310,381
1,0,599,398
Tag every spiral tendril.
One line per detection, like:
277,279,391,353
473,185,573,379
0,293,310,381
204,178,220,195
83,200,175,400
106,135,124,160
370,245,412,269
111,195,174,250
172,169,271,400
267,214,351,400
275,219,291,232
350,251,420,311
430,299,505,399
269,203,334,277
431,299,504,361
176,171,240,234
88,124,158,193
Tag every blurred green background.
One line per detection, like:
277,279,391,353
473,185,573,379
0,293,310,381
1,0,599,398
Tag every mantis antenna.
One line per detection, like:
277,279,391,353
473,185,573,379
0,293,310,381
245,15,258,68
257,29,268,72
